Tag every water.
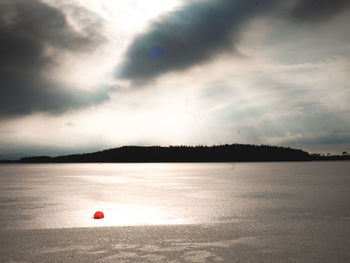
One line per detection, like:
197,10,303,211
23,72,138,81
0,162,349,230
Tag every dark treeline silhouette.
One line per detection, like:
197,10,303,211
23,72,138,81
310,154,350,161
17,144,314,163
0,159,17,163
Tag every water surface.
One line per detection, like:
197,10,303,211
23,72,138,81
0,162,349,229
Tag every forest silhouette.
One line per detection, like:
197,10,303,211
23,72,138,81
18,144,313,163
0,143,348,163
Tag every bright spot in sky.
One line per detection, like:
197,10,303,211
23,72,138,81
78,0,183,31
101,0,181,15
79,99,194,145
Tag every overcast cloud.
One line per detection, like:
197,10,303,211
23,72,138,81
0,0,110,117
117,0,350,83
0,0,350,158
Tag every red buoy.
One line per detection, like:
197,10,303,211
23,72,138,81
94,211,104,219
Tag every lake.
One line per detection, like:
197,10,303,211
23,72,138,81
1,162,349,230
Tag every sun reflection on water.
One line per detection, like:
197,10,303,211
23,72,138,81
77,203,189,228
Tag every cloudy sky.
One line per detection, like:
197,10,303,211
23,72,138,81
1,0,350,158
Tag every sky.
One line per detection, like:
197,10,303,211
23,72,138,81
1,0,350,159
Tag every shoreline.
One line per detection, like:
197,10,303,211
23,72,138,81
1,159,350,164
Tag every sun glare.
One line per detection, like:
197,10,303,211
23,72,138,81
76,0,183,31
83,100,193,145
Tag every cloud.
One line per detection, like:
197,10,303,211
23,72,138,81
116,0,277,82
0,0,110,117
291,0,350,22
116,0,350,83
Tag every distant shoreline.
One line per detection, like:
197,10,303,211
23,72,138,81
1,160,350,164
1,143,349,163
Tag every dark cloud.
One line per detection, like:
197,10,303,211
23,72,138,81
0,0,109,117
117,0,350,83
292,0,350,22
117,0,276,82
